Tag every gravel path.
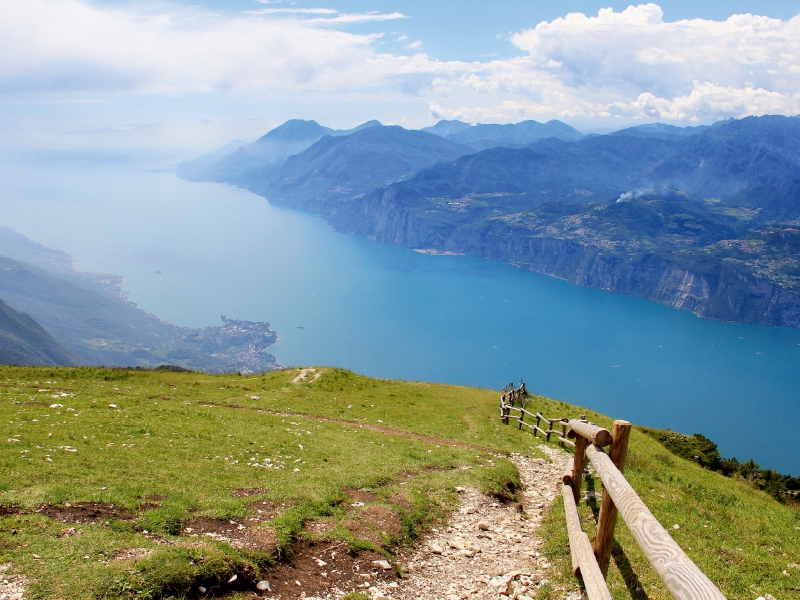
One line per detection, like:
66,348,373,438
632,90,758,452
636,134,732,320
0,563,28,600
381,445,579,600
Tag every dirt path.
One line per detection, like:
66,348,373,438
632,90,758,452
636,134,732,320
381,446,579,600
197,402,494,453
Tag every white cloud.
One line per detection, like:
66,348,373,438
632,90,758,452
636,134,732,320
0,0,405,95
497,4,800,121
2,0,800,129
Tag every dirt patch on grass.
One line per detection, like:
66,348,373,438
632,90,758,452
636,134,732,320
357,505,403,539
388,492,413,513
183,517,278,554
0,506,21,516
261,539,398,599
305,519,337,537
342,487,380,504
36,502,133,524
245,499,297,522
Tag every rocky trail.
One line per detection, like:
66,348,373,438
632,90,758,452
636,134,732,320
388,446,576,600
257,445,576,600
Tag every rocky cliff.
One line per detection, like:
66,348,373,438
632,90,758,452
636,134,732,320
288,186,800,328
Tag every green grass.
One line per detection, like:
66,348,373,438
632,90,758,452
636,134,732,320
0,365,798,599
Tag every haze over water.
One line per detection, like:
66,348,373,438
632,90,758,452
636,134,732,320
1,153,799,474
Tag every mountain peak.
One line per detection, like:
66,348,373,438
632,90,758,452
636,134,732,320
254,119,334,145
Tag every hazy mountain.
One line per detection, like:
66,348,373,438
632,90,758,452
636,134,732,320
608,122,711,140
356,115,800,206
177,119,383,183
174,140,249,181
380,134,680,206
644,115,800,196
0,298,78,366
0,242,278,373
0,225,126,299
432,119,584,150
252,125,473,208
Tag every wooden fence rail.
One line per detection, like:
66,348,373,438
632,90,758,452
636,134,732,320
499,387,727,600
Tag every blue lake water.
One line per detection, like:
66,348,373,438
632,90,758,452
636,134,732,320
1,153,798,474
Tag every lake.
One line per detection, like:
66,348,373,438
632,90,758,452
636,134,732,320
1,152,798,474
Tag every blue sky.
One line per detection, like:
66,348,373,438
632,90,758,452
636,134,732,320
3,0,800,154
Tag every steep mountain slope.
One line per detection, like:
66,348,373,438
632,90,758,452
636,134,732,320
0,298,78,366
385,134,680,205
643,115,800,196
251,125,473,209
729,179,800,220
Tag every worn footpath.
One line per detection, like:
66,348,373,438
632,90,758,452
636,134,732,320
386,445,578,600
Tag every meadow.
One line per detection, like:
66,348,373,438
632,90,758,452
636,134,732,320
0,366,797,599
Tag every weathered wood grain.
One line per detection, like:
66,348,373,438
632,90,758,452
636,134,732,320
562,484,613,600
594,420,632,576
586,444,727,599
572,434,589,503
568,419,613,446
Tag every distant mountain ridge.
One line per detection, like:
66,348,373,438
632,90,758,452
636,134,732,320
421,118,583,150
251,125,472,210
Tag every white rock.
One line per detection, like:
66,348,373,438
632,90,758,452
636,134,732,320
313,558,328,567
256,580,271,591
672,524,680,530
227,574,237,583
373,560,392,570
449,538,466,551
430,543,443,554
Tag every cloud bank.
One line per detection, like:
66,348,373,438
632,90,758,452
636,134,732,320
2,0,800,125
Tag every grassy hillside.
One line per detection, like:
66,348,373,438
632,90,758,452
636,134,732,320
0,299,78,366
0,366,797,599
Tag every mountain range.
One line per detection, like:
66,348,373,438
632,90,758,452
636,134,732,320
179,115,800,328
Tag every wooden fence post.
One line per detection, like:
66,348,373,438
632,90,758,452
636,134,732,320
594,420,632,577
534,413,541,437
571,435,588,503
518,409,524,430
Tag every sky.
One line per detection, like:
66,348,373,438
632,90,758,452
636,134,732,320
3,0,800,155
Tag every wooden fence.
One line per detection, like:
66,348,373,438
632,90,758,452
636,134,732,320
499,386,726,600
